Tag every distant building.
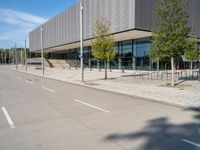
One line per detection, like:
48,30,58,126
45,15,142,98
29,0,200,70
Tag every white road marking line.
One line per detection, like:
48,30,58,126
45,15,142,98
73,99,110,113
1,107,15,129
182,139,200,147
42,87,56,93
26,80,33,84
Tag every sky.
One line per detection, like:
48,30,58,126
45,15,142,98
0,0,77,49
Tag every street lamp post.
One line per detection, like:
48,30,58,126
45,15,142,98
9,47,12,65
4,49,6,67
21,48,23,65
15,42,18,71
11,47,14,65
80,1,84,82
25,37,27,72
8,48,10,65
1,49,3,66
41,27,44,75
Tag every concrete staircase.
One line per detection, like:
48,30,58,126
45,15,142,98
27,58,51,68
65,60,80,68
47,59,70,69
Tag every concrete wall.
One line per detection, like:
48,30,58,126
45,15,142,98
29,0,136,51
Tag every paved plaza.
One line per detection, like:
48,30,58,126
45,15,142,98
6,65,200,108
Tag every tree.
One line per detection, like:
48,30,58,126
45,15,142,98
91,17,117,79
150,37,164,71
152,0,192,86
184,37,200,74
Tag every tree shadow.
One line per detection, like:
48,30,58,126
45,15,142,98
104,107,200,150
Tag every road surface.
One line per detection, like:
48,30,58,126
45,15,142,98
0,68,200,150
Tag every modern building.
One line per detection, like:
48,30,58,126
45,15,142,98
29,0,200,70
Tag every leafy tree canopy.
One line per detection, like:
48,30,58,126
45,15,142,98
91,17,116,61
151,0,192,59
184,37,200,61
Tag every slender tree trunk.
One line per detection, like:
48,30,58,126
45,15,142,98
171,57,175,86
105,60,107,79
97,60,100,71
190,60,193,70
165,62,167,70
107,59,110,72
190,60,193,77
157,58,160,72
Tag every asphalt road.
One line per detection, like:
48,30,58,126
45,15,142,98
0,68,200,150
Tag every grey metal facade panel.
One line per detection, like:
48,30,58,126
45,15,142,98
29,0,200,51
188,0,200,38
135,0,200,38
29,0,136,51
82,0,136,41
135,0,158,31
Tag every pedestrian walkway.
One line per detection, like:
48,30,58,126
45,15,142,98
6,65,200,108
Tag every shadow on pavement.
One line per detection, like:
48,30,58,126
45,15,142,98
103,107,200,150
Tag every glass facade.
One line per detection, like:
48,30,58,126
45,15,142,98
49,37,152,70
48,39,200,70
135,40,151,70
49,37,153,70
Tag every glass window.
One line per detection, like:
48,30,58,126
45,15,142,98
121,40,132,58
135,39,151,70
136,41,150,58
197,43,200,48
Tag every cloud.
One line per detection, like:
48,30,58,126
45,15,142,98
0,8,47,48
0,8,47,27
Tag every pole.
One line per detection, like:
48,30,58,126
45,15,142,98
9,48,11,64
171,57,174,86
80,1,84,82
1,49,2,66
41,27,44,75
25,37,27,72
11,47,15,65
21,47,23,65
4,49,6,67
15,42,18,71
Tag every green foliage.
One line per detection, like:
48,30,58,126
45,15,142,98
151,0,192,59
149,39,162,60
152,0,194,86
29,52,41,58
184,37,200,61
91,17,116,61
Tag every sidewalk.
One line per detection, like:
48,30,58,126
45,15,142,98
7,65,200,108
